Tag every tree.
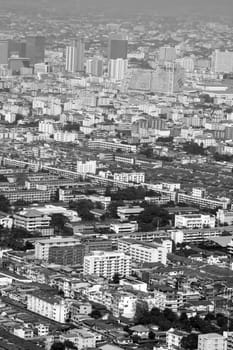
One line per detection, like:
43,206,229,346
181,334,198,350
107,200,124,218
112,273,120,284
64,340,77,349
163,308,178,323
183,142,205,156
0,195,10,213
134,302,150,324
0,175,7,182
51,214,68,234
69,200,95,221
90,309,102,319
50,342,65,350
138,205,170,231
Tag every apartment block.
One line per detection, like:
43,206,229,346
118,238,167,264
35,237,80,261
27,291,69,323
83,251,132,279
198,333,225,350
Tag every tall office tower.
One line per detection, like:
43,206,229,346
108,34,128,60
109,58,128,81
211,49,233,73
65,38,85,73
176,56,195,72
86,57,103,77
26,36,45,65
159,46,177,62
8,40,26,58
0,40,8,65
151,62,184,94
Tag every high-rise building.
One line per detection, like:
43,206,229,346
66,39,85,73
83,251,132,279
211,49,233,73
0,40,8,65
8,57,30,75
108,34,128,60
198,333,225,350
151,62,184,94
159,46,176,62
109,58,128,81
86,57,103,77
8,39,26,58
26,36,45,65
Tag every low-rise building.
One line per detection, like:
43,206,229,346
13,209,51,232
110,221,138,234
175,213,215,229
166,328,189,350
117,206,144,221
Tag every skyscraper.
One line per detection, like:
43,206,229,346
0,40,8,65
65,39,85,73
151,62,184,94
159,46,177,62
109,58,128,81
86,57,103,77
108,34,128,60
8,40,26,58
26,36,45,65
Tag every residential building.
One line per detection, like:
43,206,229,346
48,244,84,266
198,333,225,350
83,251,132,279
166,328,189,350
118,239,167,264
2,190,51,203
109,58,128,81
86,57,103,77
113,172,145,184
77,160,97,175
35,237,80,261
61,329,96,349
0,211,13,229
88,140,137,153
27,291,69,323
66,38,85,73
216,209,233,225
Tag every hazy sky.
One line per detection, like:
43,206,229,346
81,0,233,16
1,0,233,17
